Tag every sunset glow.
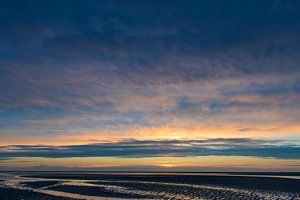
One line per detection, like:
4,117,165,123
0,0,299,172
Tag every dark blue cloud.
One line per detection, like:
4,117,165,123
0,0,299,139
0,138,299,159
1,0,299,90
1,0,300,76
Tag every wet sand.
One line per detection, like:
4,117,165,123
0,172,299,200
25,172,300,192
20,181,62,189
0,187,76,200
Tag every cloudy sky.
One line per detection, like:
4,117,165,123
0,0,300,171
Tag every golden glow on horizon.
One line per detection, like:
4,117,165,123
1,156,300,171
159,164,175,168
1,123,300,145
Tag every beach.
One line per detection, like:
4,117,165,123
0,172,299,200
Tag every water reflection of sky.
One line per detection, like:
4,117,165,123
1,172,300,200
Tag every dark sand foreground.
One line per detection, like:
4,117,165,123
1,172,300,200
26,173,300,193
0,187,76,200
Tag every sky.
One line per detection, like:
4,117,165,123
0,0,300,171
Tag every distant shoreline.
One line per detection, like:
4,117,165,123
1,171,300,176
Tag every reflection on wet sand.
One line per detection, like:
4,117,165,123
0,172,300,200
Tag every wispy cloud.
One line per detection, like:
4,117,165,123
0,0,299,162
0,138,299,159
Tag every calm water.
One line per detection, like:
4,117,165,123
0,172,300,200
